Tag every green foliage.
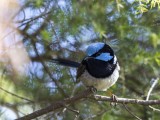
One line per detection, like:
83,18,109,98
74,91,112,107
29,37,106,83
135,0,160,13
40,30,52,41
0,0,160,119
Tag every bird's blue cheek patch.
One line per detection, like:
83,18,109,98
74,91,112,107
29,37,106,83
95,53,113,62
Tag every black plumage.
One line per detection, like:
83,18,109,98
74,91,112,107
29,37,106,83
82,58,117,78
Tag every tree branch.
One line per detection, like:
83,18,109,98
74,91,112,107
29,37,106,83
16,88,160,120
94,95,160,105
16,88,93,120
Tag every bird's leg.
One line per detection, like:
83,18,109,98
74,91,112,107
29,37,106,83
105,90,118,106
87,86,97,94
110,94,118,107
111,94,118,102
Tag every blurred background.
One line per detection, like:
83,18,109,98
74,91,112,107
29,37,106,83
0,0,160,120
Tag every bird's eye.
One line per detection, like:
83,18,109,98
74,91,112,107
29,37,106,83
96,52,101,56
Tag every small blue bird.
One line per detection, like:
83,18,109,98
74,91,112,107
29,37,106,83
77,42,120,91
51,42,120,91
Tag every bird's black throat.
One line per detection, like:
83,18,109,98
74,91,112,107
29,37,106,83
82,58,117,78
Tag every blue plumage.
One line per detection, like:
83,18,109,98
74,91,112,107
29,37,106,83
95,53,113,62
77,42,120,91
86,42,105,56
51,42,120,91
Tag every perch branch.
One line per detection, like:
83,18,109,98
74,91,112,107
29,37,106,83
93,95,160,105
16,88,93,120
16,88,160,120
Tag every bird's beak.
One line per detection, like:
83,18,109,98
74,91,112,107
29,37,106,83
84,56,94,61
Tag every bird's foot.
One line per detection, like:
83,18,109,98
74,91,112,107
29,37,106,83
110,94,118,107
111,94,118,102
87,86,97,94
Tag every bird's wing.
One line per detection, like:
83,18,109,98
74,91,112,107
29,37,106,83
76,64,86,82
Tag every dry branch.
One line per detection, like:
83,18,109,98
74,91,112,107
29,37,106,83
16,88,160,120
16,88,93,120
94,95,160,105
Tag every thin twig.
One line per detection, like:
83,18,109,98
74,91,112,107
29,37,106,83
146,78,160,112
64,105,79,115
84,109,108,120
123,104,142,120
21,10,68,97
0,86,34,103
59,105,79,116
149,106,160,112
146,78,159,101
32,40,67,97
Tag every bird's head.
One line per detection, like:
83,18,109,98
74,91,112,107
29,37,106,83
85,42,116,64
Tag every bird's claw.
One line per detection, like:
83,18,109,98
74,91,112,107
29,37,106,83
110,94,118,107
88,86,97,94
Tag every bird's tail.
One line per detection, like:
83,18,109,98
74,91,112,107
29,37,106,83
50,58,80,68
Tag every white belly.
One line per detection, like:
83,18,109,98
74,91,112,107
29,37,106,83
79,64,120,91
